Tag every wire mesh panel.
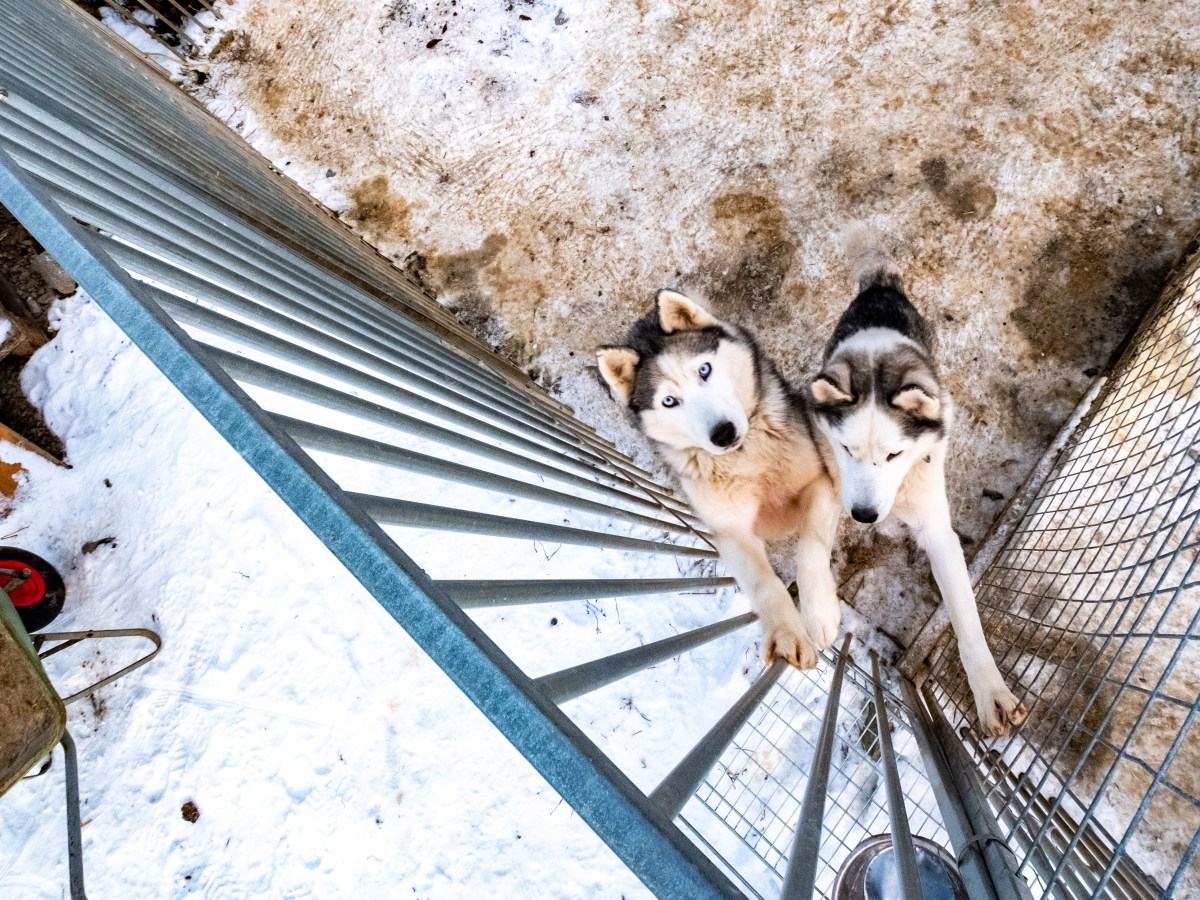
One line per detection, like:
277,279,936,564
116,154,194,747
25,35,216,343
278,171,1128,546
924,243,1200,898
680,655,951,899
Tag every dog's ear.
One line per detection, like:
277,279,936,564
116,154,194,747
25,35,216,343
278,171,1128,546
596,346,640,405
657,289,717,334
891,379,941,420
810,360,854,406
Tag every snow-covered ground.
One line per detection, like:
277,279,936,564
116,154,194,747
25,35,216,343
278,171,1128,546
0,293,660,897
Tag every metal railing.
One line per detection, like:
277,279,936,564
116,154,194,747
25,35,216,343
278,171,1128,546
0,1,739,896
83,0,217,61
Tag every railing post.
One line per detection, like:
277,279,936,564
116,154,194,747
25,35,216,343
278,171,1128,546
779,633,853,899
870,652,925,900
651,659,789,820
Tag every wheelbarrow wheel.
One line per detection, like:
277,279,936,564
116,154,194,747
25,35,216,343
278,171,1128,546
0,547,66,633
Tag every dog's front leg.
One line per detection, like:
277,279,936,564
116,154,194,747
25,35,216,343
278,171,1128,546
793,477,843,650
712,530,819,669
915,515,1028,738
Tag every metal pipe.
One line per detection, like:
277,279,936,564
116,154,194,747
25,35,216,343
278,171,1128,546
0,138,741,900
0,107,592,437
150,286,622,477
959,731,1151,900
779,633,853,899
919,683,1034,900
36,629,163,706
535,613,756,704
0,35,496,355
206,345,684,521
2,68,648,480
959,739,1079,900
0,90,671,488
126,0,194,52
348,492,716,558
0,100,555,419
152,281,691,525
650,659,788,819
60,730,87,900
442,577,735,608
279,416,700,538
94,2,187,62
870,652,924,900
84,225,615,464
900,679,1002,900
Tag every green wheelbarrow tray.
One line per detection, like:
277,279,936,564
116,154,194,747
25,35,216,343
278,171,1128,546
0,592,66,797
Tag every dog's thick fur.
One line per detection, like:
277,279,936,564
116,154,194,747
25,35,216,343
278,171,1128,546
597,291,842,669
809,226,1027,737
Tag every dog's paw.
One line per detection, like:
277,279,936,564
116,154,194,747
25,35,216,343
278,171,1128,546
973,677,1028,739
763,617,819,670
799,590,842,650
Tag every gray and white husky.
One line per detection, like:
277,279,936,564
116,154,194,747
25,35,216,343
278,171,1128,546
809,227,1027,737
597,290,843,671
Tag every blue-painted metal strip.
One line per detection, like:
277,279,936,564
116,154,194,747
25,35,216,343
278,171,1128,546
0,147,741,899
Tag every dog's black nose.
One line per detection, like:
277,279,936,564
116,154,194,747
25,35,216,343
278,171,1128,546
710,421,738,448
851,506,878,524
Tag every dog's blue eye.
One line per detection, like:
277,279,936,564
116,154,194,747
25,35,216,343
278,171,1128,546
662,396,678,408
887,451,902,462
699,362,712,381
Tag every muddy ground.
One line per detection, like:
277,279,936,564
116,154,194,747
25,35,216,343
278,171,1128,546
0,206,65,460
191,0,1200,652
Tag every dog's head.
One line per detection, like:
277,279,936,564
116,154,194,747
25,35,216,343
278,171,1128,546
809,332,945,523
596,290,759,456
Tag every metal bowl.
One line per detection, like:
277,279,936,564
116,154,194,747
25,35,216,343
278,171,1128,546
834,834,969,900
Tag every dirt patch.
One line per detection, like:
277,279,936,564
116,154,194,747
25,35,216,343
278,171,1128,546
0,206,65,461
346,175,416,240
919,156,950,194
1013,211,1181,372
696,191,797,321
208,29,251,63
405,236,542,373
817,143,899,209
424,233,508,295
920,156,996,222
942,177,997,222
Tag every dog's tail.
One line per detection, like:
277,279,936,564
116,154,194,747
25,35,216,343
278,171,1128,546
843,223,902,293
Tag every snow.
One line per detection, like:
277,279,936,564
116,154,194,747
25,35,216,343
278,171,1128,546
98,8,187,80
0,292,664,897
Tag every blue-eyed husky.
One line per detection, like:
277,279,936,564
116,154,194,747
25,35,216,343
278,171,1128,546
808,226,1027,737
596,291,843,671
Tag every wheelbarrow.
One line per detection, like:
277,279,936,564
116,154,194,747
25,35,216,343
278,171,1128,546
0,548,160,900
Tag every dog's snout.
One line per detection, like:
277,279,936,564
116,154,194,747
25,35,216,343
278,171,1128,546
710,421,738,448
851,506,878,524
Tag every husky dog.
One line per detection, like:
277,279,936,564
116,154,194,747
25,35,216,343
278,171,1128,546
808,227,1027,737
596,291,843,669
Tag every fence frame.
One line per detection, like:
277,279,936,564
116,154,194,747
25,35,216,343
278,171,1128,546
0,140,743,899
